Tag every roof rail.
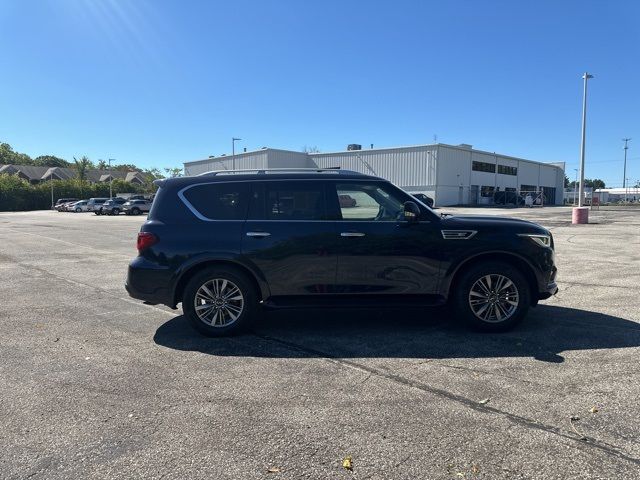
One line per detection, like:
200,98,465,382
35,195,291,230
196,167,363,177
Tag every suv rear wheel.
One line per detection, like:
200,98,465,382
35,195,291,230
183,266,258,337
451,261,530,332
131,207,141,215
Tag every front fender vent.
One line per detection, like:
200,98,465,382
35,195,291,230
441,230,477,240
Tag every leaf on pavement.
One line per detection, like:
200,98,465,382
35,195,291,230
479,398,490,405
590,406,598,414
342,456,353,470
267,466,281,473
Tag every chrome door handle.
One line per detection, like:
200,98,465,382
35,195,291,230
340,232,365,237
246,231,271,238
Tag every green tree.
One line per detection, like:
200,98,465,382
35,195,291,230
112,163,138,172
33,155,70,167
564,175,569,188
0,142,33,165
73,156,92,183
164,167,183,178
97,159,108,170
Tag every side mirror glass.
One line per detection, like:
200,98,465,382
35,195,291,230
403,201,420,223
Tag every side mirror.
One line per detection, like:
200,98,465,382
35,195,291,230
403,201,421,223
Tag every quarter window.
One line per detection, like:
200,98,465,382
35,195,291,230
183,182,249,220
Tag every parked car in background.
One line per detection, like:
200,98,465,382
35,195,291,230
338,194,357,208
87,198,109,212
70,200,90,212
123,199,152,215
410,192,434,208
97,198,127,215
126,169,558,337
54,198,79,211
61,201,79,212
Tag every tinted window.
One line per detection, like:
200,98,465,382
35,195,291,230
472,161,496,173
183,182,249,220
498,165,517,176
249,181,326,220
335,183,404,221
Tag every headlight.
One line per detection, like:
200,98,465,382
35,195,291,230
518,233,551,247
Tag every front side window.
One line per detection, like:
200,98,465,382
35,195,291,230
248,181,327,220
182,182,249,220
335,183,405,221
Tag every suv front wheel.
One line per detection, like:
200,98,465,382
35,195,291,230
451,262,530,332
183,267,258,337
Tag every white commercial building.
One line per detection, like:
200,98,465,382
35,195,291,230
184,143,565,207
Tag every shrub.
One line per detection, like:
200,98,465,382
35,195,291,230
0,174,151,211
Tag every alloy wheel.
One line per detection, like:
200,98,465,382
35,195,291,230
468,274,519,323
194,278,245,327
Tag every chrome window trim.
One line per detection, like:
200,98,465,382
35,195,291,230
177,178,433,223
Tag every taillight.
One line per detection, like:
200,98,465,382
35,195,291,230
137,232,158,252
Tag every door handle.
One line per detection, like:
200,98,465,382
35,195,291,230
246,231,271,238
340,232,365,237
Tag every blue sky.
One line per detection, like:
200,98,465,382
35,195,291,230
1,0,638,186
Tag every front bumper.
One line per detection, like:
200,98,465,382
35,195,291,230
538,281,558,300
537,264,558,300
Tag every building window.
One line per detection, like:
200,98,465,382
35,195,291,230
472,161,496,173
498,165,517,176
520,184,537,194
480,186,495,197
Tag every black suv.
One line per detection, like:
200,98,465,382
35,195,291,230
126,169,557,336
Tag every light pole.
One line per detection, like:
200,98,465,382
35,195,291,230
573,168,578,205
626,178,630,203
50,169,54,208
622,138,631,191
232,138,241,170
577,72,593,209
108,158,115,198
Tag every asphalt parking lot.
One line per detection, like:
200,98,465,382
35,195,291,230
1,206,639,479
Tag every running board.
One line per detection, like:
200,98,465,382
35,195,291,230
261,294,446,310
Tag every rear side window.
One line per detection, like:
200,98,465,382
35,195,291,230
182,182,250,220
249,181,327,220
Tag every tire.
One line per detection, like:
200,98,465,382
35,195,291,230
132,207,140,215
75,207,82,213
183,266,258,337
112,208,120,215
451,261,530,332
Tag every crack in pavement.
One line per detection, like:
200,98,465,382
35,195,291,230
251,332,640,468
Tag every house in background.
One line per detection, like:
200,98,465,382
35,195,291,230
0,164,147,185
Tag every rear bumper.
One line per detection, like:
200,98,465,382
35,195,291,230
126,257,175,308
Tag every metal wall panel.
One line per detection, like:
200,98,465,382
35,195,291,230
184,152,270,175
311,146,438,187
